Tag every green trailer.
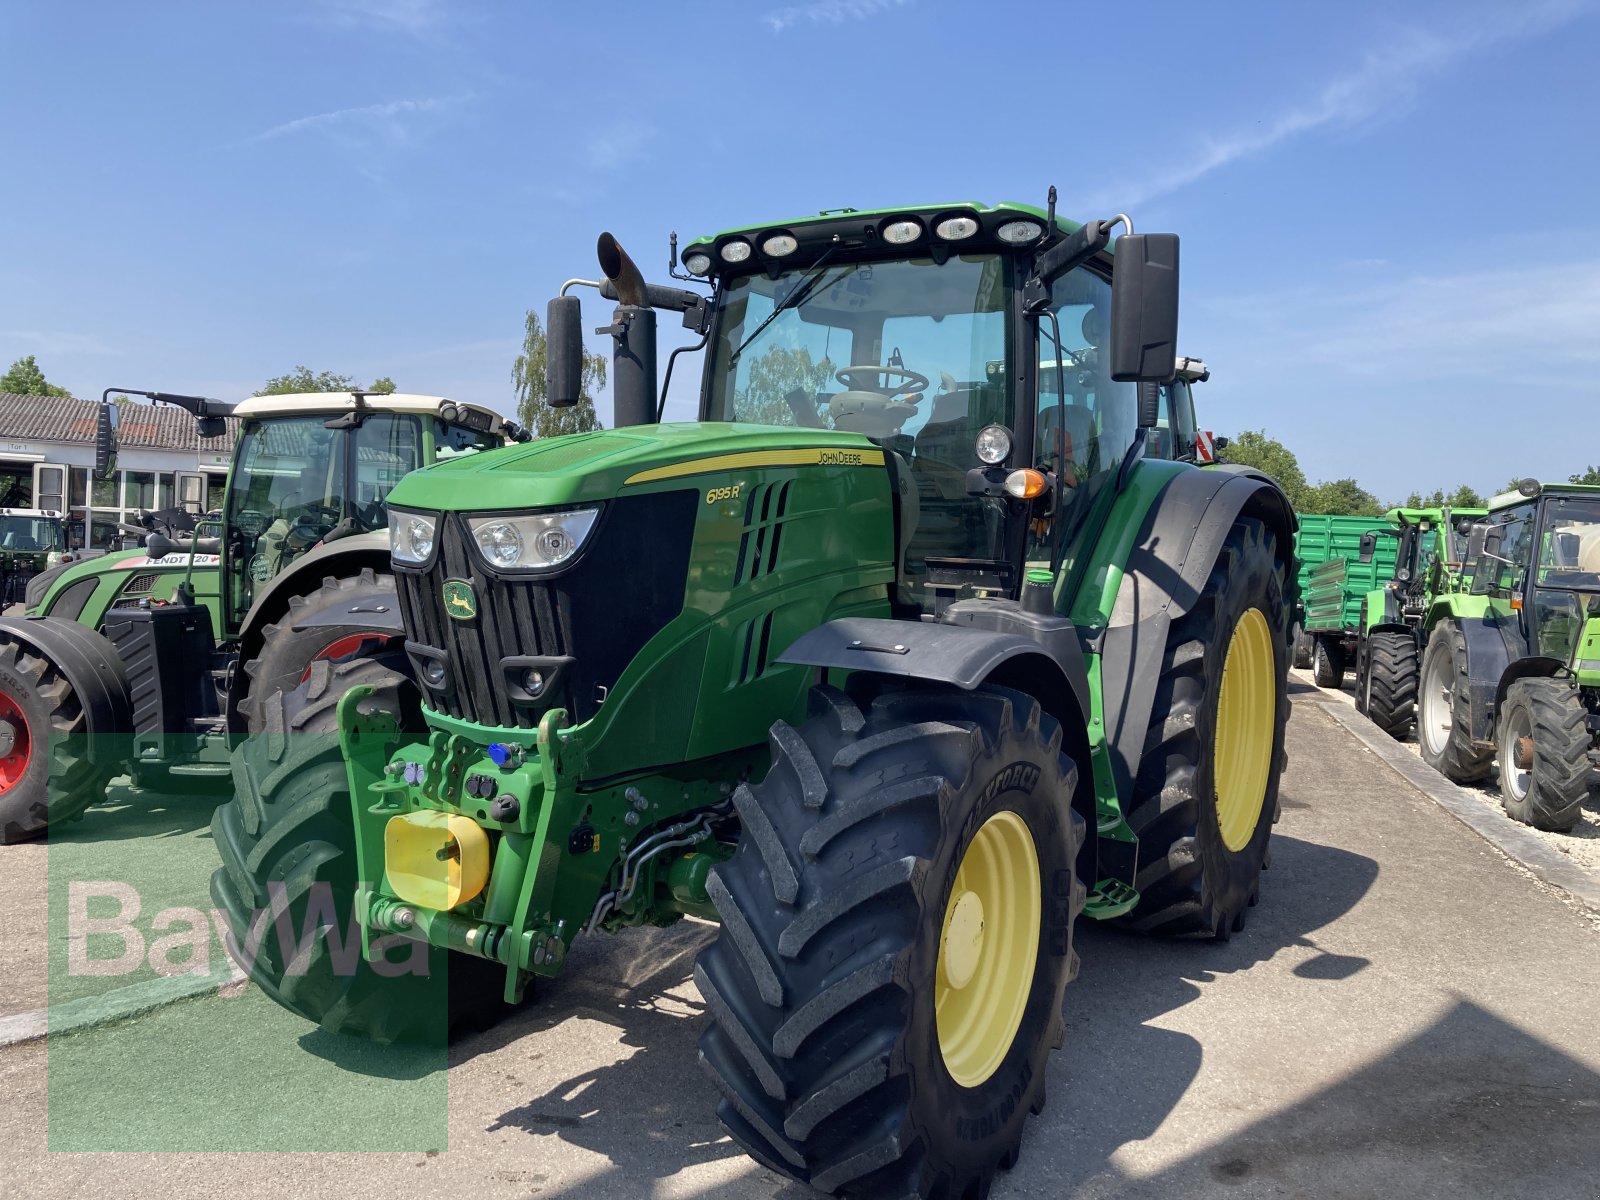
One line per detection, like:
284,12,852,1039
1418,481,1600,830
1296,514,1400,687
0,391,516,842
212,199,1296,1199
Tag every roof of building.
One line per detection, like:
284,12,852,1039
0,392,239,452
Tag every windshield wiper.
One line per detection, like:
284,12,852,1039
728,244,841,366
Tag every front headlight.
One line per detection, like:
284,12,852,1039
467,507,600,571
391,511,437,564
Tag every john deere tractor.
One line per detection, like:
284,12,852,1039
213,199,1295,1198
1418,480,1600,829
1351,504,1485,737
0,390,515,842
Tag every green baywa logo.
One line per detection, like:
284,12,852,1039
442,579,477,620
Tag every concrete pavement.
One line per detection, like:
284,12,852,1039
2,682,1599,1197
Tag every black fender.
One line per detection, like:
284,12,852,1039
1450,616,1514,744
1494,655,1566,718
1100,465,1296,801
0,616,132,763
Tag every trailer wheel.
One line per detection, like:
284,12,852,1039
239,568,400,734
1497,678,1595,831
211,657,519,1042
697,681,1083,1199
1418,620,1493,783
1120,516,1289,939
0,640,115,843
1311,636,1345,689
1363,630,1420,739
1291,620,1313,670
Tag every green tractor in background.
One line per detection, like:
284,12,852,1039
1418,480,1600,830
213,198,1296,1199
0,390,516,842
1351,504,1485,737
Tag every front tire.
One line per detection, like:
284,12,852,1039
211,657,517,1041
1364,630,1421,739
0,639,115,843
696,681,1083,1199
1498,678,1595,831
1122,516,1290,938
1311,636,1345,689
1418,620,1493,783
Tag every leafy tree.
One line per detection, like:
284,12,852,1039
255,366,397,396
1401,484,1486,510
1570,465,1600,486
1304,477,1383,517
511,309,606,437
733,345,835,426
1218,429,1312,509
1,354,72,397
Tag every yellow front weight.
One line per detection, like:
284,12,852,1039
384,810,491,911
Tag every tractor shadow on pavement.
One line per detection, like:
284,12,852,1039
53,779,221,846
462,832,1380,1199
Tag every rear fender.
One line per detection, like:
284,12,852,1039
1453,617,1510,743
0,616,131,763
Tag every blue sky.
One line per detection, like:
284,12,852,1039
1,0,1596,502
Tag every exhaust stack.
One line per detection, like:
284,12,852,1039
596,232,657,429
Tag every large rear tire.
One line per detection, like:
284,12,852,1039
0,640,116,843
696,681,1083,1199
1120,516,1289,938
211,657,518,1041
1363,630,1420,739
239,568,400,734
1417,620,1493,783
1497,678,1595,831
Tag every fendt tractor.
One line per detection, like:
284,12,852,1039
0,390,517,842
1419,480,1600,830
1352,504,1484,738
214,197,1296,1198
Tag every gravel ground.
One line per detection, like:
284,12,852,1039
1292,666,1600,872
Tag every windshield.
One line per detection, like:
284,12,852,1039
1536,496,1600,588
0,515,63,553
707,254,1010,439
226,412,422,621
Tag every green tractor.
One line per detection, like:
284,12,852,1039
1418,480,1600,829
1352,504,1485,737
213,199,1296,1198
0,390,516,842
0,506,71,610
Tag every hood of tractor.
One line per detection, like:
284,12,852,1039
28,545,208,617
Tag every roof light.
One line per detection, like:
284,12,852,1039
761,233,798,257
934,216,980,241
683,252,712,276
881,219,923,245
719,239,752,264
996,219,1044,245
1517,478,1542,498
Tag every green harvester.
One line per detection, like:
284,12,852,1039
1417,480,1600,829
212,198,1296,1199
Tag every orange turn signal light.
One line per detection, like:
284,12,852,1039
1004,469,1049,500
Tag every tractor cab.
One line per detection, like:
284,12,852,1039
1469,482,1600,664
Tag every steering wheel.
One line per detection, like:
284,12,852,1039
835,364,930,397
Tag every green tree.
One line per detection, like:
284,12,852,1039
1304,477,1383,517
1218,429,1312,509
1,354,72,397
255,366,398,396
733,345,835,426
1569,465,1600,486
512,309,606,437
1402,484,1486,510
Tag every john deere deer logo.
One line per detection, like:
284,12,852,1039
442,579,477,621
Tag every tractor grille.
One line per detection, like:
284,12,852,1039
395,491,698,729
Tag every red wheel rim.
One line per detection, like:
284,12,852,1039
0,691,32,794
299,633,399,684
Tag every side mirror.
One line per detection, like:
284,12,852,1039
1109,233,1180,383
546,295,584,409
1358,532,1377,563
93,402,119,481
196,415,226,439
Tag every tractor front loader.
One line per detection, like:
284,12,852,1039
0,390,518,841
1417,481,1600,829
213,198,1295,1198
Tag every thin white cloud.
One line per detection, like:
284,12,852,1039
231,95,469,149
316,0,444,35
1084,0,1591,211
765,0,912,34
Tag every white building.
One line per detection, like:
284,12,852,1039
0,393,238,549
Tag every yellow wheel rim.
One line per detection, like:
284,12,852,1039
1213,607,1275,853
935,810,1041,1088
